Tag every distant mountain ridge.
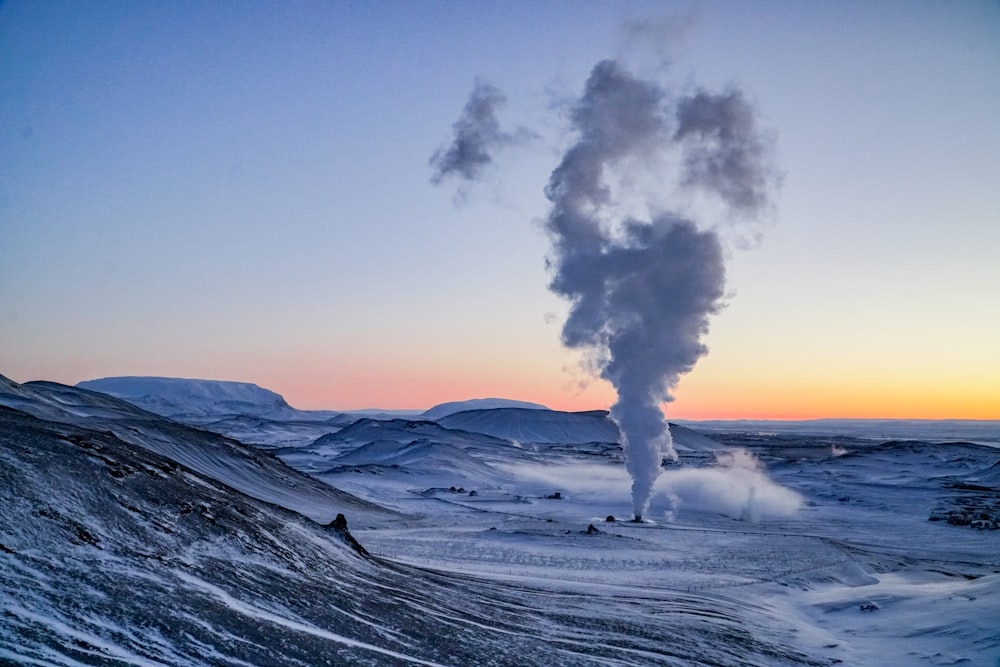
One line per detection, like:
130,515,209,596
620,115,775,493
422,398,549,420
438,407,618,444
71,376,729,450
77,376,321,420
678,418,1000,445
77,378,554,424
437,407,724,451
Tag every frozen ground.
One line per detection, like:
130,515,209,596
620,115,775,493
302,428,1000,666
1,376,998,665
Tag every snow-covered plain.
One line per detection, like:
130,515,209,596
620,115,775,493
2,375,998,665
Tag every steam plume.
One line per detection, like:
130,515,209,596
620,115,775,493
544,60,776,519
674,88,774,216
658,449,804,521
430,81,533,185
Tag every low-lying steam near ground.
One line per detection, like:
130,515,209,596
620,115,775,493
658,449,804,521
500,448,803,523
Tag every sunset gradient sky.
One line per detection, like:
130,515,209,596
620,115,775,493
2,1,998,419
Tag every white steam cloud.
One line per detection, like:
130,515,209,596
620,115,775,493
543,60,779,520
656,449,803,521
429,81,535,186
499,451,803,523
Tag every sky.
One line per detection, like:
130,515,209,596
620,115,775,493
1,1,998,419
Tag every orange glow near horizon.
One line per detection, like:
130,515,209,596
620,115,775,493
275,364,998,421
665,374,1000,421
280,371,618,414
14,351,995,421
254,352,622,414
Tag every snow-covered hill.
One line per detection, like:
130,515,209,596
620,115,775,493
437,407,617,444
77,375,337,421
437,406,725,451
422,397,549,420
2,374,157,423
310,417,512,452
277,417,518,490
1,376,395,527
333,439,505,483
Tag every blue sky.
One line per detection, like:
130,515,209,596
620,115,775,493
2,1,998,417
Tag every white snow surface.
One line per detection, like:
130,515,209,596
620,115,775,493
281,411,1000,665
3,372,999,666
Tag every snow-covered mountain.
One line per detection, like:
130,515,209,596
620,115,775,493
77,375,337,421
422,397,549,420
437,407,617,444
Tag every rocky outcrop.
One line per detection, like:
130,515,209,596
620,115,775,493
327,513,370,557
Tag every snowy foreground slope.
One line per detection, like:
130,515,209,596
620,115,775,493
3,405,803,666
0,376,394,527
4,375,1000,665
2,376,825,666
